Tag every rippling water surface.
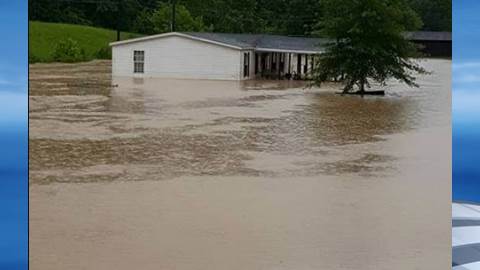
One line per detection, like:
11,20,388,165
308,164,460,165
30,59,451,270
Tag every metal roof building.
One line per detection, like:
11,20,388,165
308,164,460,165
405,31,452,41
405,31,452,57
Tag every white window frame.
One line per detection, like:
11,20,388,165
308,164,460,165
133,50,144,74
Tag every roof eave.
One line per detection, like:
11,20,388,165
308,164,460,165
255,47,324,54
109,32,244,50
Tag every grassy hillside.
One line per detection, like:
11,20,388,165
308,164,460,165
29,21,142,63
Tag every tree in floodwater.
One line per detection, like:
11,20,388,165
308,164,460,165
312,0,427,94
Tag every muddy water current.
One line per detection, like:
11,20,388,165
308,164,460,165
29,59,451,269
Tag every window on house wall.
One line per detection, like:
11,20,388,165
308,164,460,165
244,52,250,78
133,50,144,73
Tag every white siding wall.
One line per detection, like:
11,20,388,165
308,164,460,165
112,36,244,80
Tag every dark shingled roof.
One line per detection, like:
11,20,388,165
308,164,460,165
255,35,329,51
405,31,452,41
185,31,451,51
112,31,451,51
184,32,329,52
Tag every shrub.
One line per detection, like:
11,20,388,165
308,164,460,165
52,38,86,62
96,46,112,59
29,53,41,63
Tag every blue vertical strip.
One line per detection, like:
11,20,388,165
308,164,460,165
0,1,28,269
453,0,480,203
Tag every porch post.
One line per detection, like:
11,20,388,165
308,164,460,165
276,53,281,78
288,53,291,74
261,53,266,77
270,52,274,74
255,53,259,75
311,55,314,72
297,54,302,75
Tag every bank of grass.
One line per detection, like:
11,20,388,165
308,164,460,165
29,21,142,63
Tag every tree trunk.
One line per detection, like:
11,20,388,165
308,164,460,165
358,78,366,94
342,80,354,93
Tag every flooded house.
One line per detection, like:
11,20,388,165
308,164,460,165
110,32,328,80
110,31,451,81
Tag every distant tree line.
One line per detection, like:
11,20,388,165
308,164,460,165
29,0,451,36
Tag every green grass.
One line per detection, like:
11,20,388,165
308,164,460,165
29,21,142,63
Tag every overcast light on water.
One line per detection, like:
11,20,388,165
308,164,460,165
452,0,480,203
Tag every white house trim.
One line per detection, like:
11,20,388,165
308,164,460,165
109,32,249,51
255,47,323,54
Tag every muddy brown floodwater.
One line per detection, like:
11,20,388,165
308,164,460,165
29,59,451,270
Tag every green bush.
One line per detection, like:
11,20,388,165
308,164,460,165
52,38,86,62
29,53,41,63
96,46,112,59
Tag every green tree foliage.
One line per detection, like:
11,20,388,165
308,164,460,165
204,0,259,33
52,38,86,62
312,0,427,93
132,8,156,35
259,0,323,36
151,3,206,33
28,0,451,35
408,0,452,31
